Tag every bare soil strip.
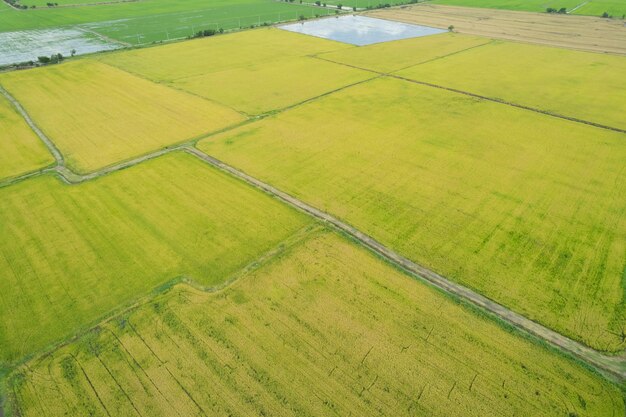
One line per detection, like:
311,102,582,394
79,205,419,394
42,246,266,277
368,4,626,55
184,146,626,380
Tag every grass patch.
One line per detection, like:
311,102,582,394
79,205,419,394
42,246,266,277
199,76,626,352
7,231,624,416
0,151,311,364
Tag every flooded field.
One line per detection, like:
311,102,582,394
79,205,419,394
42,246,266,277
280,15,445,45
0,28,120,66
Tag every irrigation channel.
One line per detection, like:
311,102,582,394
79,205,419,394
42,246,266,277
1,76,625,381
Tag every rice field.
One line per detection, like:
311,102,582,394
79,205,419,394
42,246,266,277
6,231,624,416
430,0,592,13
0,93,54,181
395,40,626,130
0,152,311,364
319,32,490,73
0,60,244,173
575,0,626,17
0,0,320,45
199,76,626,352
172,56,374,115
100,28,350,82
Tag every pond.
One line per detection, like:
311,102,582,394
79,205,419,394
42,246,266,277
279,15,445,46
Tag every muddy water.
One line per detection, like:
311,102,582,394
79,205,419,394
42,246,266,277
0,27,120,65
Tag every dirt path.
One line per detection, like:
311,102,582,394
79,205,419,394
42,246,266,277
184,146,626,380
1,71,624,380
0,86,64,164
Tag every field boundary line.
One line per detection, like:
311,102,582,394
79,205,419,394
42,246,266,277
0,85,65,164
313,56,626,134
3,224,319,373
184,145,626,380
390,74,626,134
1,132,624,379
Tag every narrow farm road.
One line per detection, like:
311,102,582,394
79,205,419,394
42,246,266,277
1,79,624,379
184,146,626,381
0,86,65,164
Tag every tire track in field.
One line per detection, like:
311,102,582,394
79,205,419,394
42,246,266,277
183,146,626,381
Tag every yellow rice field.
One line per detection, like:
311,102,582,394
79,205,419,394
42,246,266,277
395,40,626,130
0,152,310,364
7,231,623,416
173,56,374,115
0,93,54,181
199,76,626,352
0,61,244,173
100,28,351,82
319,32,490,73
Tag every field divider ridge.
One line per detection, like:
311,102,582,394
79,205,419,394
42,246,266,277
0,85,65,165
184,145,626,380
312,55,626,134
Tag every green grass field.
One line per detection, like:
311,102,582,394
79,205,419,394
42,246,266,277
0,60,243,173
7,231,624,416
574,0,626,16
0,0,321,45
429,0,619,15
199,76,626,352
394,40,626,131
100,28,350,81
0,93,54,181
0,152,311,364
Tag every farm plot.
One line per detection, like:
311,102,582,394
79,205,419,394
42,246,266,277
173,56,374,115
395,40,626,131
369,5,626,54
100,28,350,82
319,32,490,73
7,232,624,416
574,0,626,17
0,152,311,364
199,76,626,352
429,0,581,12
0,60,243,173
0,93,54,181
0,0,319,45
